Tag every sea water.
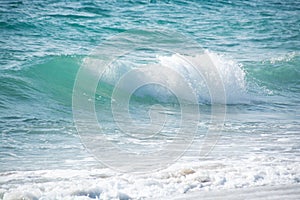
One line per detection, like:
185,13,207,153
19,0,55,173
0,0,300,199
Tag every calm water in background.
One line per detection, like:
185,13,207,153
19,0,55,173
0,0,300,199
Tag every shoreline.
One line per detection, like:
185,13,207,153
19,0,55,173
173,184,300,200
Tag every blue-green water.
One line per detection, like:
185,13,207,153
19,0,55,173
0,0,300,199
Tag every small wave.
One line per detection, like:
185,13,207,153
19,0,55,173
248,52,300,93
265,52,297,64
2,51,249,106
0,55,82,116
95,51,249,105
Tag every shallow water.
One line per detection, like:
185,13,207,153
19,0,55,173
1,0,300,199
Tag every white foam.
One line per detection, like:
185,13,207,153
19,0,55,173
97,51,249,105
266,52,297,64
156,51,248,104
1,152,299,200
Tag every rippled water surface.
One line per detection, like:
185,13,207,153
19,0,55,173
1,0,300,199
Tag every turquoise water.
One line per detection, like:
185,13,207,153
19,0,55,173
1,0,300,199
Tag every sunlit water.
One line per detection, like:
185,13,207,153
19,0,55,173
0,0,299,199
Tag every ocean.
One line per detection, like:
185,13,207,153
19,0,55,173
0,0,300,199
